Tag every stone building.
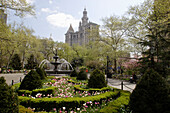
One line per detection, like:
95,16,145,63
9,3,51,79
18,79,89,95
65,8,99,46
0,9,7,24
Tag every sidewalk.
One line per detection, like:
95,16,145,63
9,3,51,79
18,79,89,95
107,78,136,92
0,73,25,85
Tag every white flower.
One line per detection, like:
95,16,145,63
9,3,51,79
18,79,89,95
63,107,66,110
77,108,80,111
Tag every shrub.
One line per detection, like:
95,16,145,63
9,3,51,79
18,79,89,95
129,68,170,113
70,69,78,77
100,91,130,113
10,53,22,70
36,67,46,80
25,54,38,69
19,91,119,112
77,70,87,80
19,70,42,91
88,69,107,88
0,77,19,113
19,105,33,113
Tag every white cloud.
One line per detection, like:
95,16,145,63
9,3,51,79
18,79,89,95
49,0,53,4
41,8,58,13
46,13,80,28
26,0,35,4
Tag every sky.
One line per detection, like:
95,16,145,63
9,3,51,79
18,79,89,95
7,0,145,42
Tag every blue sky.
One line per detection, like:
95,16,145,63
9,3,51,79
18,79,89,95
7,0,145,42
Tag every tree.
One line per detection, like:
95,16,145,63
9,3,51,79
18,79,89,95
88,69,107,88
19,70,42,91
0,77,19,113
25,54,38,69
0,0,35,17
100,15,128,72
10,53,22,70
127,0,170,77
129,69,170,113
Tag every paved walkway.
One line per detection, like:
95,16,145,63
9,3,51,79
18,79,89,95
0,73,136,92
108,78,136,92
0,73,25,85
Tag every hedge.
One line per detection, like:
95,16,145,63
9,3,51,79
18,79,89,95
74,85,112,93
19,105,33,113
19,91,120,112
18,87,57,97
100,90,130,113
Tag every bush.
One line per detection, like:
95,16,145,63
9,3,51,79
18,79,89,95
19,91,119,112
0,77,19,113
10,54,22,70
77,70,87,80
100,91,130,113
70,69,78,77
129,68,170,113
19,70,42,91
88,69,107,88
36,67,46,80
19,105,33,113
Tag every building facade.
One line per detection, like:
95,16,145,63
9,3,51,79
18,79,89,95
65,8,99,46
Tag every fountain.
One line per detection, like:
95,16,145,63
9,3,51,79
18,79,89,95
40,48,74,75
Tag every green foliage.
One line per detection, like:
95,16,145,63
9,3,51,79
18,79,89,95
19,105,33,113
100,91,130,113
70,69,78,77
74,85,110,93
19,70,42,91
9,53,22,70
71,57,84,68
0,77,19,113
25,54,38,69
88,69,107,88
77,70,87,80
18,87,57,97
36,67,46,80
19,91,119,112
129,69,170,113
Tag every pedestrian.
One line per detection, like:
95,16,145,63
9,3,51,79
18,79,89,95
132,73,137,83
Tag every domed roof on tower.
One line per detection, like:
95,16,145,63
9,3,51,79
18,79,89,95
83,8,87,14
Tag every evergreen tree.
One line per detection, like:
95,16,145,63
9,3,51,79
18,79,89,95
70,69,78,77
36,67,46,80
10,54,22,70
19,70,42,91
88,69,107,88
25,54,38,69
77,70,87,80
0,77,19,113
129,69,170,113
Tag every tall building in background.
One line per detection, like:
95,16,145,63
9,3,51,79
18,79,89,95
0,9,7,24
65,8,99,46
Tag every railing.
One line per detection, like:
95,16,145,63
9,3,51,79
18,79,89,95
11,77,22,86
108,81,134,92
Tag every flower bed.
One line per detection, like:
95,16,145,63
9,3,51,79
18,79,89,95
19,91,120,112
16,76,131,112
100,90,130,113
18,77,111,98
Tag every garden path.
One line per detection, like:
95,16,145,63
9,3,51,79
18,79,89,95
0,73,136,92
107,78,136,92
0,73,25,85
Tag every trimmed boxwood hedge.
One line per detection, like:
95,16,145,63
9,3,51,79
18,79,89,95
19,91,120,112
100,91,130,113
74,85,112,93
18,87,57,97
19,105,33,113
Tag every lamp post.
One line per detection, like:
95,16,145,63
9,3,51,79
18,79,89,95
150,41,154,68
106,56,109,83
